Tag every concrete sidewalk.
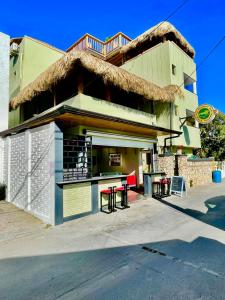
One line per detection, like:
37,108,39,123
1,183,225,299
160,180,225,231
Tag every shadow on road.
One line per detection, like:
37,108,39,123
159,195,225,231
1,236,225,299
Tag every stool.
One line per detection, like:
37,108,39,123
160,178,171,197
114,184,130,209
100,187,116,214
166,178,171,195
152,181,161,198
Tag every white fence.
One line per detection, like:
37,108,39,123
1,123,58,224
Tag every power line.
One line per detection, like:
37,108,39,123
178,35,225,90
196,36,225,72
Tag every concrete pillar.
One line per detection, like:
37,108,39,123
0,32,10,132
52,123,63,225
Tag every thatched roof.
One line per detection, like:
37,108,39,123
121,21,195,58
10,50,182,110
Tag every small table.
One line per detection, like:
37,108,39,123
143,172,166,197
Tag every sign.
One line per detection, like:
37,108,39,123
109,153,121,166
170,176,186,197
194,104,217,124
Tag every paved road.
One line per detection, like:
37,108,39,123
1,181,225,299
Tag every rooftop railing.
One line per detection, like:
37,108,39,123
68,32,131,58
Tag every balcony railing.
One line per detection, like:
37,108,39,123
68,32,131,58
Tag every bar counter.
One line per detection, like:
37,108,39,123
143,172,166,196
57,175,127,221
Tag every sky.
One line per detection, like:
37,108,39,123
0,0,225,111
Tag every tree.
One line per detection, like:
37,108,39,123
200,112,225,160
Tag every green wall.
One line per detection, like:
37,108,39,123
20,37,63,89
65,94,156,127
122,42,171,86
9,37,64,128
121,41,201,150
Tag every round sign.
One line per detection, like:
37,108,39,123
194,104,217,124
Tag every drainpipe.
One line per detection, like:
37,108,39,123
169,102,173,152
164,133,182,152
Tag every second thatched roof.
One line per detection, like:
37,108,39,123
121,21,195,58
10,50,182,110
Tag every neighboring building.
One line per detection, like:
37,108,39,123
0,32,10,132
9,36,64,127
0,22,201,224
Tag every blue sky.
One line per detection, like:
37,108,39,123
1,0,225,111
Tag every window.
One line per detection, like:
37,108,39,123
184,73,196,94
172,64,176,75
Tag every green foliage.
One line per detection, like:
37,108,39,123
105,36,112,42
200,113,225,160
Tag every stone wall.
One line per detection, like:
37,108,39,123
157,154,214,188
157,155,175,177
178,156,214,188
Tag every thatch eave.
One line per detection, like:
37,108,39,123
120,21,195,58
10,50,183,110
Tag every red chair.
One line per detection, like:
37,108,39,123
114,174,137,209
127,175,137,188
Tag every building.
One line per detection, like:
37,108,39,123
9,36,64,127
0,22,201,225
0,33,10,132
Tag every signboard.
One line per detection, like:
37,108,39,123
170,176,186,197
109,153,121,166
194,104,218,124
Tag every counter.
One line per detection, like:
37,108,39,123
143,172,166,196
57,175,127,221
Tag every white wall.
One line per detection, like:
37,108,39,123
0,32,10,132
0,138,4,183
3,123,57,224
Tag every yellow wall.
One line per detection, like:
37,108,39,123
63,182,92,218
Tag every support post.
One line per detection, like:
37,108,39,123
77,73,84,94
53,123,64,225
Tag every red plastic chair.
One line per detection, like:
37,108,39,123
126,175,137,188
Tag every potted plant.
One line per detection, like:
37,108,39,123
0,183,6,200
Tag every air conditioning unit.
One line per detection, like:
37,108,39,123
10,42,19,56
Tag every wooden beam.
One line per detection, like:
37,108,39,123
104,84,111,101
77,73,84,94
53,92,57,107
